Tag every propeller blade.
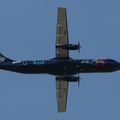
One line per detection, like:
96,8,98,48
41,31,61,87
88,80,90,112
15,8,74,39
78,74,80,86
78,42,81,53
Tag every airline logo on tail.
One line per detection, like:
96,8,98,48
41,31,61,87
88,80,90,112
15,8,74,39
0,56,5,63
0,53,13,63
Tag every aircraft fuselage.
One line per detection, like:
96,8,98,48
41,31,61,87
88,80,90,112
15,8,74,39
0,58,120,75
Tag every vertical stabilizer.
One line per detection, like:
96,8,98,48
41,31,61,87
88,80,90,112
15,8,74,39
0,53,14,63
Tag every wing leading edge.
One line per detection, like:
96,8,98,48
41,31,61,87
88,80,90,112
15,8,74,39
55,7,69,112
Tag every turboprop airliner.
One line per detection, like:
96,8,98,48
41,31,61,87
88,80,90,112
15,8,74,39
0,7,120,112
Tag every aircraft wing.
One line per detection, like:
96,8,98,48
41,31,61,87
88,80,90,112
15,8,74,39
56,7,69,58
56,77,69,112
55,7,69,112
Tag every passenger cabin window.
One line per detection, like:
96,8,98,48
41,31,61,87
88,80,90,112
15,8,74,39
23,61,27,65
81,59,96,64
33,60,44,64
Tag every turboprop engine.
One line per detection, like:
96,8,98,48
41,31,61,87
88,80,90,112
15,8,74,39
56,42,81,52
56,75,79,82
56,75,81,86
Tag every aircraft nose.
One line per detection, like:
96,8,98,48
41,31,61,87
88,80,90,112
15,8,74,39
115,62,120,71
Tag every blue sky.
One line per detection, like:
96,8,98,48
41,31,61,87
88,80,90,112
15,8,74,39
0,0,120,120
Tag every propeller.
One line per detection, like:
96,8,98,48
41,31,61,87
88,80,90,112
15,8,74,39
78,41,81,53
78,74,80,86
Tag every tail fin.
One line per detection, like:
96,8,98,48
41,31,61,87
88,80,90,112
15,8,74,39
0,53,14,63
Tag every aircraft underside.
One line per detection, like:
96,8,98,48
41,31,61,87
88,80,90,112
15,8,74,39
0,7,119,112
0,59,119,75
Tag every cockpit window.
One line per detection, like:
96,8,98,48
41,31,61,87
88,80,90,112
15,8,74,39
97,59,106,64
97,59,117,64
106,59,117,63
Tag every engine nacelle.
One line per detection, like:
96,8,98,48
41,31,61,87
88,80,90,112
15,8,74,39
56,42,80,52
56,75,79,82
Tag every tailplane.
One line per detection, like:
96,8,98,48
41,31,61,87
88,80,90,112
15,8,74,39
0,53,14,63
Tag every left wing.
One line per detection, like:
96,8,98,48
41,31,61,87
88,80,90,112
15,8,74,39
56,77,68,112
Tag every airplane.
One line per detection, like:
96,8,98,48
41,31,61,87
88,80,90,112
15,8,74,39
0,7,120,112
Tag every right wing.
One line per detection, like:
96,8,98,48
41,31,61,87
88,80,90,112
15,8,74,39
56,7,69,58
55,7,69,112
